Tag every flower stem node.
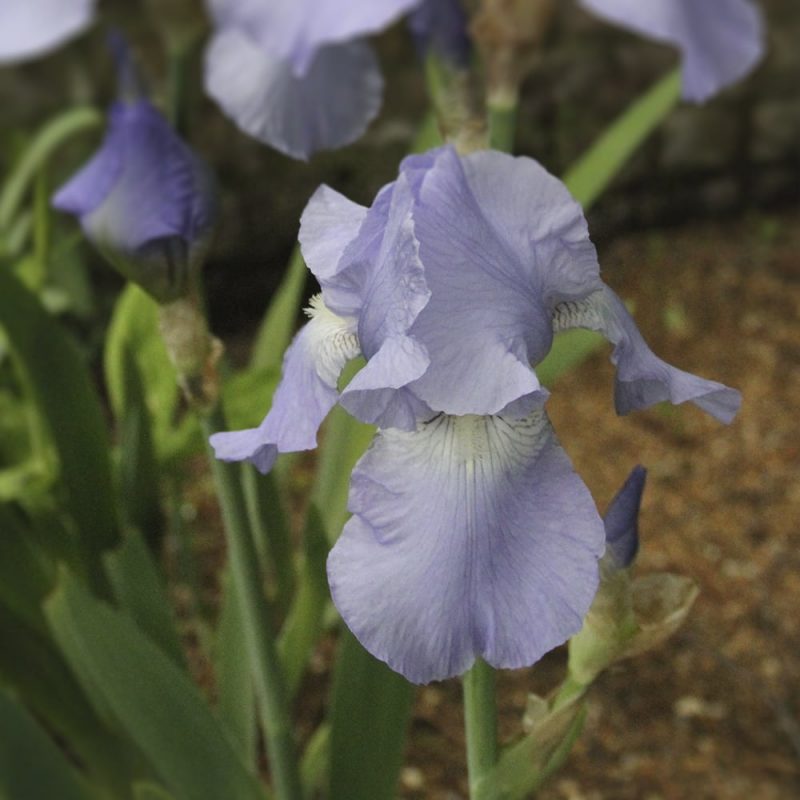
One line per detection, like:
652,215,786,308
159,296,223,412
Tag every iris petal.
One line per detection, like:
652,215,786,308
53,101,213,254
328,410,605,683
580,0,764,102
204,29,383,160
407,148,557,416
299,186,368,286
460,150,602,305
0,0,94,64
552,286,742,423
209,0,420,73
340,336,432,430
329,172,434,429
210,299,360,473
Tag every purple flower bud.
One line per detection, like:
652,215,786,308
53,44,215,303
408,0,472,67
0,0,95,64
603,465,646,569
580,0,765,102
203,0,423,159
211,145,740,683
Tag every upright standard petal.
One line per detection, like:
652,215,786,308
210,297,360,473
460,150,602,305
552,286,741,423
407,147,569,416
337,173,433,429
328,410,606,683
301,172,434,430
299,185,368,286
603,466,646,569
580,0,764,102
204,29,383,159
0,0,95,64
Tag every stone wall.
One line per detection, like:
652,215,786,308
517,0,800,235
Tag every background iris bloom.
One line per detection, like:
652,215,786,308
0,0,95,64
204,0,423,159
212,145,740,683
52,44,215,303
580,0,765,102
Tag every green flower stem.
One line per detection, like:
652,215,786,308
488,100,517,153
200,406,303,800
242,466,295,615
166,42,196,136
551,674,587,712
459,88,517,798
463,659,498,798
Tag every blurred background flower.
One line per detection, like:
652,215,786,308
52,37,215,303
0,0,96,65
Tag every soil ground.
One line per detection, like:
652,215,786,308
394,208,800,799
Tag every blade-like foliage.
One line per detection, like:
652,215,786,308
45,568,266,800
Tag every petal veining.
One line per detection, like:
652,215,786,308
328,410,605,683
460,150,602,305
407,147,551,415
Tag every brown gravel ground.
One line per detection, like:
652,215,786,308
396,209,800,799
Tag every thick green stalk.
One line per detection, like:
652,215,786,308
463,659,498,798
201,407,302,800
488,100,517,152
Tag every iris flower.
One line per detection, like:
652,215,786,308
580,0,765,102
53,42,215,303
0,0,95,64
204,0,423,160
211,145,739,683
